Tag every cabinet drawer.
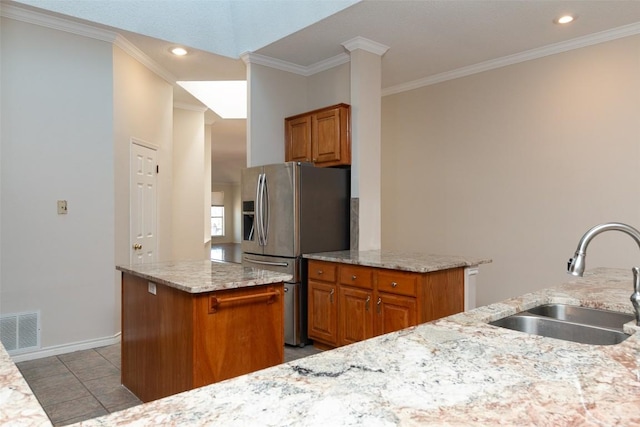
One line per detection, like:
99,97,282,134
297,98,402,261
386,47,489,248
308,261,337,283
377,270,418,297
339,265,373,289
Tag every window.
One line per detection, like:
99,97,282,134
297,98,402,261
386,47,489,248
211,206,224,237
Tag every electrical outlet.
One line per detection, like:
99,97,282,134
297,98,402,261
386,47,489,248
148,282,157,295
57,200,68,214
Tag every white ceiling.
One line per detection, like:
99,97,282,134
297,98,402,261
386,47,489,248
8,0,640,184
256,0,640,90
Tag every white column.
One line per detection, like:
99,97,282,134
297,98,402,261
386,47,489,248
342,37,389,251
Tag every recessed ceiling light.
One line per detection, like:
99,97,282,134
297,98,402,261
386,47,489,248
171,47,188,56
556,15,575,24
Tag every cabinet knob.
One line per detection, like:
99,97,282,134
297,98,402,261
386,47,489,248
132,243,142,250
317,270,323,275
391,281,398,288
352,275,357,280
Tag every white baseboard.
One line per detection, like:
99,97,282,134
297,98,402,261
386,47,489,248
10,332,121,363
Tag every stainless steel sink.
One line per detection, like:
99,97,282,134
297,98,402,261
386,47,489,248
528,304,633,329
489,304,633,345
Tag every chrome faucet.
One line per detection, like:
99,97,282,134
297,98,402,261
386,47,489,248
568,222,640,326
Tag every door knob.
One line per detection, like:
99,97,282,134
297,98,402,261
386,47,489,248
133,243,142,250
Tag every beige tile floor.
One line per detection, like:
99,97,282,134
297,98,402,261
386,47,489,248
17,342,322,426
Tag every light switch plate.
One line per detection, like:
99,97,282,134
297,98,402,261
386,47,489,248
148,282,156,295
57,200,68,214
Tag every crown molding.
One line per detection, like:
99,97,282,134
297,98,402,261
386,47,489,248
307,53,351,75
113,34,176,83
242,51,350,76
174,102,208,113
0,2,117,43
1,3,176,84
383,21,640,97
342,36,389,56
241,52,308,75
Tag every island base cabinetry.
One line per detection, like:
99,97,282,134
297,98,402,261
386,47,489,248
308,260,464,348
121,273,284,402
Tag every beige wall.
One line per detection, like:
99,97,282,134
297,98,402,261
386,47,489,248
246,64,307,166
1,18,116,347
307,62,350,110
382,35,640,307
172,107,207,261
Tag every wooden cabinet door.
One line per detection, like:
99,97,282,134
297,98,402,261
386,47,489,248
312,107,342,164
285,115,312,162
308,280,338,346
338,286,374,346
376,292,417,336
193,285,284,388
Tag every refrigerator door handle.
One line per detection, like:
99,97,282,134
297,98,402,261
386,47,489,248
256,173,265,246
243,256,288,267
262,174,269,245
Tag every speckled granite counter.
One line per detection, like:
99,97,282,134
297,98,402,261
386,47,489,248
0,344,51,426
303,249,491,272
66,267,637,426
116,260,292,293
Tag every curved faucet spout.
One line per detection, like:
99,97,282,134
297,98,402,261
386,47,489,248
568,222,640,326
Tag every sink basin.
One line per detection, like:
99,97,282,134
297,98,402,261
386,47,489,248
528,304,633,330
489,304,633,346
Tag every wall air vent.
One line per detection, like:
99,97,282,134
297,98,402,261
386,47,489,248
0,311,41,354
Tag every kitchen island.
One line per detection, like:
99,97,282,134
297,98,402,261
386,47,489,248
2,267,640,425
116,260,292,402
304,250,491,348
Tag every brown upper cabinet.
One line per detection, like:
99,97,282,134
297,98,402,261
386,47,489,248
285,103,351,167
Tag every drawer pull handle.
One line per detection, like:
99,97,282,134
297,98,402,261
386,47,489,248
376,297,382,314
391,281,398,288
330,288,335,303
365,295,371,311
352,275,357,280
209,290,279,314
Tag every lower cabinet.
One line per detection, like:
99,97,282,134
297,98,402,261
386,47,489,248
121,273,284,402
308,281,338,347
376,292,417,336
338,286,374,345
308,260,464,348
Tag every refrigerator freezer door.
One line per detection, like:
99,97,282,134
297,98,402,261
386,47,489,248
241,253,299,280
283,283,299,346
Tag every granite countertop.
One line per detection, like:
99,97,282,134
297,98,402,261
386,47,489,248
116,260,292,293
63,267,637,426
303,249,492,272
0,344,50,426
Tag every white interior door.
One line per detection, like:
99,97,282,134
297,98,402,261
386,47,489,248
130,142,158,264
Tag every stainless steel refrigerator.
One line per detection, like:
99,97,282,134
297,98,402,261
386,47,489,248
241,162,350,346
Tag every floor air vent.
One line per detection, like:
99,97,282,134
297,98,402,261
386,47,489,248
0,311,40,354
